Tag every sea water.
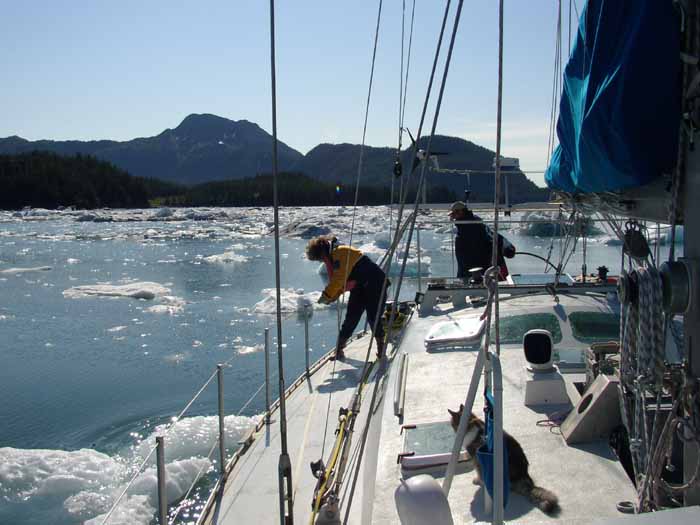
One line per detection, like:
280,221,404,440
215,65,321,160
0,206,676,524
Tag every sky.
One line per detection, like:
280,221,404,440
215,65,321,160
0,1,580,186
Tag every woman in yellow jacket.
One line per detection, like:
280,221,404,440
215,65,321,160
306,235,388,360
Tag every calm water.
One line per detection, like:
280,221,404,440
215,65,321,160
0,207,673,524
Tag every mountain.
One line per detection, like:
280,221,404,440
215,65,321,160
0,114,304,185
295,135,549,203
0,114,548,202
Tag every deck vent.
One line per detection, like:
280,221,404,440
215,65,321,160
523,329,554,372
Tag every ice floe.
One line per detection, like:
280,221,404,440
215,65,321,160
201,251,249,264
0,266,52,274
0,413,259,525
63,282,170,300
253,287,326,314
238,344,264,355
387,255,432,277
145,296,186,315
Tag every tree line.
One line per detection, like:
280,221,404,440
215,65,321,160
159,172,457,207
0,151,457,209
0,151,169,209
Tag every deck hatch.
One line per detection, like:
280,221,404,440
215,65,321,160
400,421,468,471
495,313,563,344
569,311,620,344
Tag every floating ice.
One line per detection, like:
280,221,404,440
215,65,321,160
0,266,52,274
0,447,126,516
253,288,326,314
238,344,264,355
282,220,332,239
374,232,391,249
202,251,249,264
131,414,259,464
63,282,171,300
603,236,623,246
387,255,432,277
0,413,259,525
145,296,186,315
151,207,173,218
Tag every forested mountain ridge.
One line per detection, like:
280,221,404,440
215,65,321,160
0,152,458,209
0,114,549,202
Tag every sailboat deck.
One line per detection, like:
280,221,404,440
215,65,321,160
200,294,640,524
371,295,637,524
199,334,382,525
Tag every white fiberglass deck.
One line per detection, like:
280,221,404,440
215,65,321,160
200,293,657,524
199,333,384,525
371,294,637,524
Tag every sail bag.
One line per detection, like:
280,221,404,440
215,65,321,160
545,0,681,193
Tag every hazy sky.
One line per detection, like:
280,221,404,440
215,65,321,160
0,1,579,186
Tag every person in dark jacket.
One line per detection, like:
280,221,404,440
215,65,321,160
448,201,515,280
306,235,389,360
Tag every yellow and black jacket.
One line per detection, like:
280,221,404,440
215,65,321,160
321,245,363,302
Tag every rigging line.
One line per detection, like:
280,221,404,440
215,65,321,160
362,0,452,368
346,0,384,250
319,0,384,473
320,356,339,459
268,1,294,523
354,0,454,375
393,0,416,234
343,2,467,523
397,0,406,149
352,0,453,371
491,0,505,359
546,1,561,166
390,0,407,237
400,0,417,135
393,0,452,233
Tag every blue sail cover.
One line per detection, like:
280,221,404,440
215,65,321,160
545,0,681,193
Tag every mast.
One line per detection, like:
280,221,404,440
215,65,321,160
682,0,700,505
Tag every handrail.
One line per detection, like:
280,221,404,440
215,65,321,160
101,339,271,524
443,344,486,495
393,352,409,417
196,331,367,525
169,432,221,524
490,352,504,525
418,217,616,225
441,348,503,525
100,367,220,525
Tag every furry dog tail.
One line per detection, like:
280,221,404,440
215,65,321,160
513,477,560,515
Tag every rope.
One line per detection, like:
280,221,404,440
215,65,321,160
547,0,563,166
401,0,416,134
390,0,416,240
319,0,384,464
391,0,452,235
636,267,665,387
491,0,505,356
343,2,466,520
320,356,339,460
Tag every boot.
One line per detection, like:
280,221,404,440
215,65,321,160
375,335,385,359
331,337,347,361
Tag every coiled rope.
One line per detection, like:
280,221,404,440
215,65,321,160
636,267,665,387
